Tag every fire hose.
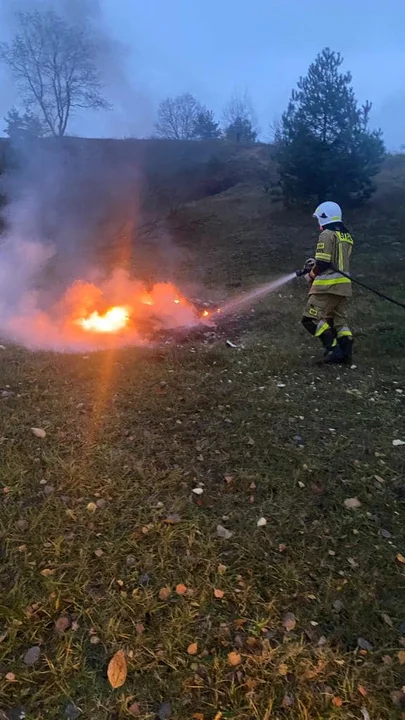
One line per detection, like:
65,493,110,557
295,263,405,311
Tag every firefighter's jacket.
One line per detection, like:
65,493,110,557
309,228,353,297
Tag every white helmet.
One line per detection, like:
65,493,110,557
313,201,342,228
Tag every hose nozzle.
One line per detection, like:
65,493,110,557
296,257,316,277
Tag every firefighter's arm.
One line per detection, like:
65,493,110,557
310,231,333,278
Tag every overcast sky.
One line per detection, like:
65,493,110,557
1,0,405,148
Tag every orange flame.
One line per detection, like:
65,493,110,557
77,306,130,333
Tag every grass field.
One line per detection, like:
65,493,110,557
1,172,405,719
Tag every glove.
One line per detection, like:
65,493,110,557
304,257,316,272
304,258,317,284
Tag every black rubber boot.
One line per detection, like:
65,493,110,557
339,336,353,365
324,337,353,365
319,328,336,353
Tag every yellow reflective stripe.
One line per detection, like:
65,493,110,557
317,242,325,249
337,330,353,338
312,277,351,286
338,241,343,271
315,321,330,338
331,338,337,347
315,252,332,261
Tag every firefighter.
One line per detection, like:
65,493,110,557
301,201,354,364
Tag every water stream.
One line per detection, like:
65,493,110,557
219,272,297,316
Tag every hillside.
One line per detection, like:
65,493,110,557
0,141,404,720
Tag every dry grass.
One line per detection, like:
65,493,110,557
1,181,405,719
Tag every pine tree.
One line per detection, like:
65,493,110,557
275,48,385,205
194,109,221,139
4,107,46,140
225,116,257,143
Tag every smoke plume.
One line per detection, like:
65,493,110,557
0,0,193,351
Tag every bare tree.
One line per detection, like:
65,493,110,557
0,10,110,137
222,89,258,133
155,93,203,140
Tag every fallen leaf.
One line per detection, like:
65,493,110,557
398,650,405,665
382,613,394,627
136,623,144,636
357,637,373,651
90,635,101,645
344,497,362,509
382,655,392,664
175,583,187,595
40,568,55,577
187,642,198,655
332,697,343,707
278,663,288,676
23,646,40,666
217,564,227,575
278,543,287,552
391,690,404,707
94,549,104,558
392,439,405,447
358,685,368,697
16,519,29,532
192,714,204,720
164,513,181,524
257,517,267,527
360,709,370,720
282,694,294,708
86,502,97,513
247,437,255,446
282,612,296,631
128,703,141,717
396,553,405,564
214,588,224,599
31,427,46,439
213,714,223,720
224,475,234,484
96,498,106,509
157,701,172,719
65,702,82,719
107,649,127,689
228,651,242,666
54,615,71,634
5,672,16,682
192,487,203,495
159,587,171,601
216,524,233,540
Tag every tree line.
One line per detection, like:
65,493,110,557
0,8,385,205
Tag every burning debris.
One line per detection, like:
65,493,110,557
0,262,222,352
